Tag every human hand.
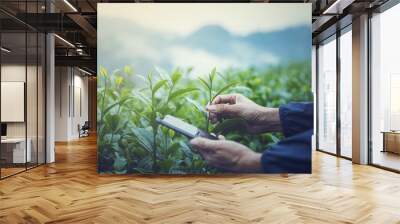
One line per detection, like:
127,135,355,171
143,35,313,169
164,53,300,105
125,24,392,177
206,94,281,134
190,136,262,173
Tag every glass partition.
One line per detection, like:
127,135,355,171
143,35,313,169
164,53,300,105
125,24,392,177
339,28,352,158
38,32,45,165
317,35,337,154
0,2,46,179
1,30,28,177
26,0,46,169
370,3,400,171
27,30,38,169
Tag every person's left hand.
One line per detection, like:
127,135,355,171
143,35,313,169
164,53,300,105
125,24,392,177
190,136,262,173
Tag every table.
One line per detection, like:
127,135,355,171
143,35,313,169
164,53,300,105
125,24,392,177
1,138,31,163
381,131,400,154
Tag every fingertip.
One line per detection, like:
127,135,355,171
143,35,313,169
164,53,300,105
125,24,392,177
190,137,200,145
212,95,220,104
206,105,216,112
190,137,209,146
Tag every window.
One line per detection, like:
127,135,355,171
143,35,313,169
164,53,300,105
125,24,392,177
339,28,352,158
317,36,337,154
370,3,400,171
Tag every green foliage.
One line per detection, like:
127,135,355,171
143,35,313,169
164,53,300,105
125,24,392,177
97,61,312,174
195,67,239,132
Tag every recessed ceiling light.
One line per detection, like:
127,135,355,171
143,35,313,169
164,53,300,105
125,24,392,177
323,0,354,15
1,47,11,53
63,0,78,12
78,67,93,76
54,34,75,48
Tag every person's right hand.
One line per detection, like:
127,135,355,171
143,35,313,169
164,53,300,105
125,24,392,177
206,94,281,134
190,136,262,173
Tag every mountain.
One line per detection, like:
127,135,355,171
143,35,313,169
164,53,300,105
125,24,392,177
180,24,311,62
98,17,311,74
179,25,236,56
245,26,311,60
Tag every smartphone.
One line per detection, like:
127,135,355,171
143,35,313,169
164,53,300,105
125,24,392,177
156,115,218,140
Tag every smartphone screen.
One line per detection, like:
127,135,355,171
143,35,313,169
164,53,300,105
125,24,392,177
157,115,199,138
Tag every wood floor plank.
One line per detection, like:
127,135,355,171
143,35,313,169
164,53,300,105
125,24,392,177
0,135,400,224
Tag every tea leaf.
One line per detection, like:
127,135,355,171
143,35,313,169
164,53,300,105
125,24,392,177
137,157,153,171
124,65,133,76
168,129,175,138
113,155,127,171
169,87,198,101
133,91,151,105
100,66,108,77
159,159,174,171
269,134,280,143
137,75,146,83
102,97,130,115
231,86,253,96
167,142,180,155
155,66,171,85
146,71,153,87
185,97,206,114
186,67,193,74
212,82,238,102
115,76,124,87
198,77,210,90
152,79,167,95
209,67,217,82
217,71,227,81
212,118,247,134
131,127,153,153
171,71,182,85
108,114,121,130
179,142,193,157
133,167,148,174
138,87,148,92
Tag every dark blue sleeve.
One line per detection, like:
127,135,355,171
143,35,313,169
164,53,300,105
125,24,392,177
279,102,313,138
261,129,312,173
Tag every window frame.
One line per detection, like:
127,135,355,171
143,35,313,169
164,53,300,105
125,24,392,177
315,23,353,160
367,0,400,173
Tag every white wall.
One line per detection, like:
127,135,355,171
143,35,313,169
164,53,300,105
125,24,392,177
1,65,26,140
55,67,89,141
1,64,46,164
75,73,89,134
1,82,25,122
55,67,69,141
1,65,41,137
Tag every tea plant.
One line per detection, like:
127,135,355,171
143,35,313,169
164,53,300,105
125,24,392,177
98,61,312,174
130,69,198,173
97,66,136,173
186,68,238,132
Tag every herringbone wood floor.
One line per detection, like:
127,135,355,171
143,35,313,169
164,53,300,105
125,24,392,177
1,136,400,224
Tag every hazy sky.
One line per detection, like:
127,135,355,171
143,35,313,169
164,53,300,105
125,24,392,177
98,3,310,36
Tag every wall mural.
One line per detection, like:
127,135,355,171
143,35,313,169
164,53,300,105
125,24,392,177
97,3,313,174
